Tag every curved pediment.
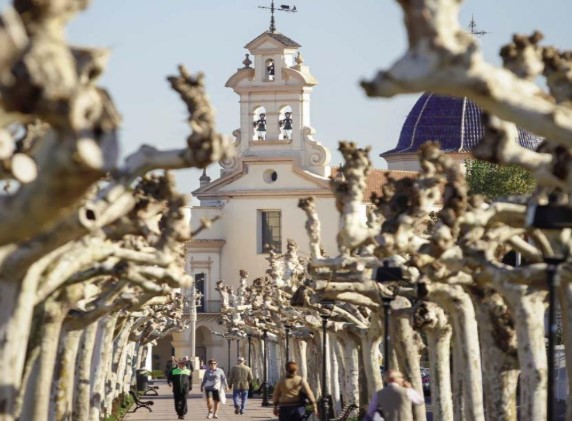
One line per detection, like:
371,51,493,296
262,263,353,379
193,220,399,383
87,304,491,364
283,67,318,86
225,68,255,88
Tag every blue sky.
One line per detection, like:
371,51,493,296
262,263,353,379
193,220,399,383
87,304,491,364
1,0,570,196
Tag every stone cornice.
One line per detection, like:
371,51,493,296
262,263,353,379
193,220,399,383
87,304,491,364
233,84,313,95
194,157,331,199
188,239,226,251
198,188,333,200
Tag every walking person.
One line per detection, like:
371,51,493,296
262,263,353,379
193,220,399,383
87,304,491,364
364,370,424,421
228,356,253,415
273,361,318,421
167,358,193,419
165,355,177,377
183,355,194,372
200,359,229,419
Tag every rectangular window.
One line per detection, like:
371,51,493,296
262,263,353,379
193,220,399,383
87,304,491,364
194,272,205,313
260,210,281,253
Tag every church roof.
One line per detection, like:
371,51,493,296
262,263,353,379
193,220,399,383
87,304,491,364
245,31,301,49
331,168,418,201
382,93,542,156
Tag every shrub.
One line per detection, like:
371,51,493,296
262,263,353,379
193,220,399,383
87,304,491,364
103,392,133,421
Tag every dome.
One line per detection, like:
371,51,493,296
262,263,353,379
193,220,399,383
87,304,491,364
382,93,542,156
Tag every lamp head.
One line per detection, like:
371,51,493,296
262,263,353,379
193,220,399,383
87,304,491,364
526,204,572,230
373,260,403,283
319,298,336,309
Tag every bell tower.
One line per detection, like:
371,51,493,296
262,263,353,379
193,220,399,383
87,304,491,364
222,26,330,177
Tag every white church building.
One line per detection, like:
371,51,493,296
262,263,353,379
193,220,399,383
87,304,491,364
150,24,410,373
151,23,544,377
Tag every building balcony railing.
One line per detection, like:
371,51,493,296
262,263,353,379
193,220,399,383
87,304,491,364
184,299,222,315
199,300,222,314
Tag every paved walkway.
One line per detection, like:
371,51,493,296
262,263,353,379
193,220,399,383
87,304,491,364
124,379,277,421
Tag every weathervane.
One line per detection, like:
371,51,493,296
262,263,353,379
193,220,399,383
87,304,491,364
258,1,297,33
467,15,489,38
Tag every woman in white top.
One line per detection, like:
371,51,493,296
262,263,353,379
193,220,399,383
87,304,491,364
200,359,229,419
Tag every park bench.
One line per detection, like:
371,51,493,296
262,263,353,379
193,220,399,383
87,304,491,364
128,390,154,413
330,402,358,421
143,382,159,396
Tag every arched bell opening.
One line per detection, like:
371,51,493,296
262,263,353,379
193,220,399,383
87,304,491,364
252,106,267,141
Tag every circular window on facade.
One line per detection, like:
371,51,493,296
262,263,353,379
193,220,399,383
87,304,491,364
263,169,278,183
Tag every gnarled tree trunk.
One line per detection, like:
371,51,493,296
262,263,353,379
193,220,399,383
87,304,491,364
429,284,485,421
393,297,426,421
73,322,98,421
471,288,519,421
90,313,118,420
415,302,453,421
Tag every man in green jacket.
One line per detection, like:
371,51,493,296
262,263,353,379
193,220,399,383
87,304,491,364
168,358,192,419
228,357,253,415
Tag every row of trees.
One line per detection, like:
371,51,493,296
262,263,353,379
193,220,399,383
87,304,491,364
0,2,231,420
1,0,571,420
217,1,572,420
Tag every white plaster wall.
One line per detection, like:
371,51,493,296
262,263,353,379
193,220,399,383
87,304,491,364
384,152,469,172
189,206,224,238
385,157,422,172
219,163,325,191
214,195,338,286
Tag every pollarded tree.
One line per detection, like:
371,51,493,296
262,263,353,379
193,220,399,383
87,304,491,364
360,0,572,418
0,2,231,420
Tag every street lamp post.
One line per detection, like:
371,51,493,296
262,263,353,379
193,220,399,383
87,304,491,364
319,300,335,421
320,314,330,421
285,324,292,362
261,329,271,407
227,337,231,373
545,256,563,421
381,297,393,373
373,261,403,375
527,203,572,420
247,333,252,367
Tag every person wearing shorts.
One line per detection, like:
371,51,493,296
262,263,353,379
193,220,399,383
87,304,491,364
200,359,228,419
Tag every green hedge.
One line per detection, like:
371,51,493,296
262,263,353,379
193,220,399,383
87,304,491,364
103,392,133,421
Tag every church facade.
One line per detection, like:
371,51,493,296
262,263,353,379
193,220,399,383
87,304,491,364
166,28,345,372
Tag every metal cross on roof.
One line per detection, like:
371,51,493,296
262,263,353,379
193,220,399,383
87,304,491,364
258,1,297,33
467,15,489,38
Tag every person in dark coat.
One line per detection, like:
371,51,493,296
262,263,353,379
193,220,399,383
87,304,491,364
183,355,194,372
165,355,177,377
168,358,192,419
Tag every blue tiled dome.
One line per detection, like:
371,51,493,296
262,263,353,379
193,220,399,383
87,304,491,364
382,93,542,155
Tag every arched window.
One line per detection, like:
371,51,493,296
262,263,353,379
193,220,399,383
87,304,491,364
252,106,267,141
265,59,275,81
278,105,293,140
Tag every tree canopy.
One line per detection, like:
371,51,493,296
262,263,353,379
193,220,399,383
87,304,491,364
465,159,536,200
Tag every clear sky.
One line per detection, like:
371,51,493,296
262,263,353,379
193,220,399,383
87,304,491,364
1,0,570,197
